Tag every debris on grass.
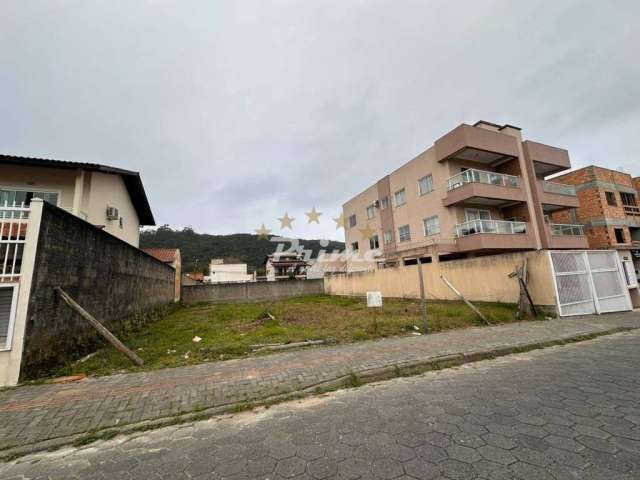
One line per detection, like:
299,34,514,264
167,349,176,354
192,336,202,343
77,352,98,363
183,351,191,360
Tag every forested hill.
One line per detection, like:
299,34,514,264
140,225,345,273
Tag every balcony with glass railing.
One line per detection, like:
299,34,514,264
455,219,527,237
447,169,520,191
542,181,576,196
443,169,526,207
454,219,535,252
546,223,589,249
550,223,584,236
537,180,579,210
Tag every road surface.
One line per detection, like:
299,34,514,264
3,330,640,479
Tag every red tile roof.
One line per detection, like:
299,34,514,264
143,248,178,263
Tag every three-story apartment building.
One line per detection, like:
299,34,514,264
343,120,588,269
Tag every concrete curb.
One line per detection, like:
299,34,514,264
0,325,635,461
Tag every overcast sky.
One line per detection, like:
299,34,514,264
2,1,639,241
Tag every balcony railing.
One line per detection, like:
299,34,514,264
455,219,527,237
542,181,577,196
550,223,584,236
446,169,520,192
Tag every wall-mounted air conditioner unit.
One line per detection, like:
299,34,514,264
373,200,380,208
106,206,119,221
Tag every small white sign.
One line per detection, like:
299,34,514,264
366,291,383,308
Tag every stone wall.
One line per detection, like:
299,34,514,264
182,279,324,304
21,204,176,378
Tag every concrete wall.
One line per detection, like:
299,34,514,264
325,250,556,308
182,279,325,304
19,203,175,379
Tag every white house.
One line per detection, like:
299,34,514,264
0,154,155,246
205,258,255,284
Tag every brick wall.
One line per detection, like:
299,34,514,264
21,204,176,378
551,166,636,249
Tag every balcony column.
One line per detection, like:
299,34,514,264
518,141,545,250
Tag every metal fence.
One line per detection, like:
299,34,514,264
0,203,30,283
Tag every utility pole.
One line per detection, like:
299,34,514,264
417,257,429,333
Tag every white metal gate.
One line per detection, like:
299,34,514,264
549,250,632,317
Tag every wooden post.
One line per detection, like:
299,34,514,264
440,275,490,325
55,287,144,367
417,258,429,333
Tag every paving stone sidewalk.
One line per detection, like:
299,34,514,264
0,313,637,455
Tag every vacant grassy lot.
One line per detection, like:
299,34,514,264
56,295,520,377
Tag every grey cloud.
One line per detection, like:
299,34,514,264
1,0,639,240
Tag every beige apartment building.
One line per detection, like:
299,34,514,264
343,121,588,268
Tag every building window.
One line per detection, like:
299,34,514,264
605,191,617,206
380,197,389,209
394,188,406,207
351,241,359,252
384,230,393,244
0,189,59,207
418,174,434,195
366,205,376,219
620,192,637,206
614,228,626,244
465,208,491,221
119,217,124,229
348,214,357,228
369,235,380,249
423,216,440,236
398,225,411,242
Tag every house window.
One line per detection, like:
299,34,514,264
398,225,411,242
605,191,617,206
369,235,380,249
380,197,389,209
620,192,637,206
394,188,406,207
119,217,124,229
351,241,359,252
614,228,626,244
383,230,393,244
423,216,440,236
0,285,18,350
348,214,357,228
366,205,376,219
0,189,59,207
418,174,434,195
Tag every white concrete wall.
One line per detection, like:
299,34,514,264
0,200,43,387
84,172,140,247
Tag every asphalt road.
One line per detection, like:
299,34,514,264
3,330,640,480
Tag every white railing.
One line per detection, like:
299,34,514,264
455,219,527,237
0,203,30,283
446,168,520,191
550,223,584,236
542,181,577,196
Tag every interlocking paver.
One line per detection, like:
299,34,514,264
2,323,640,480
0,314,637,452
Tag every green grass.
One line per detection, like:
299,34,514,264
52,295,520,378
